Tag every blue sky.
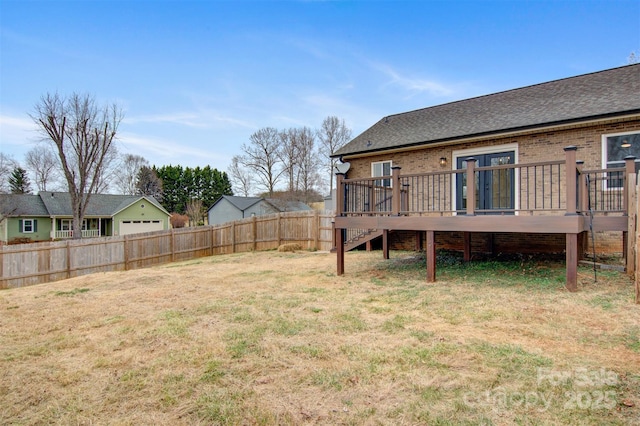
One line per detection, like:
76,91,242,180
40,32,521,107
1,0,639,173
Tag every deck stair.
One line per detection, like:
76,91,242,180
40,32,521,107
344,229,384,252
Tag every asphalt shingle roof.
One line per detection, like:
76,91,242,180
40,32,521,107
0,194,49,216
212,195,312,213
218,195,264,211
334,64,640,157
0,192,167,217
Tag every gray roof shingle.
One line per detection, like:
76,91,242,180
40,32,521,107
215,195,264,211
334,64,640,157
0,192,167,217
0,194,48,217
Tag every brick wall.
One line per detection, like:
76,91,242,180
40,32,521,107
388,230,622,257
346,118,640,178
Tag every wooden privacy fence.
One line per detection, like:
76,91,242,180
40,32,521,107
0,210,335,289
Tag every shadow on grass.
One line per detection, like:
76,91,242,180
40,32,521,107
378,250,598,292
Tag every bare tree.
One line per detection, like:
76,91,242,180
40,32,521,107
113,154,148,195
24,145,60,192
185,198,204,226
317,116,351,195
295,127,321,200
278,128,300,194
31,92,122,239
239,127,284,197
0,153,17,193
228,155,253,197
91,144,119,194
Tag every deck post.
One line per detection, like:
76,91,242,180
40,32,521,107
627,172,637,276
576,160,588,214
566,233,578,292
463,232,471,262
426,230,436,282
335,173,345,216
465,158,477,216
383,229,389,259
564,146,578,215
624,156,636,216
392,166,401,215
415,231,423,251
622,157,636,270
335,172,345,276
336,227,345,276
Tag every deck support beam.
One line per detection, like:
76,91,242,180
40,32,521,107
382,229,389,259
336,227,344,276
415,231,423,251
426,231,436,282
566,233,578,292
463,232,471,262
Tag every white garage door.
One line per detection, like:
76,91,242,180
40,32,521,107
120,220,164,236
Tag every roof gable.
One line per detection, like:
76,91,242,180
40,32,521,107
209,195,263,212
335,64,640,157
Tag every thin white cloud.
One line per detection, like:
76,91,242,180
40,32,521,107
117,131,231,168
123,113,206,128
0,114,40,146
125,110,256,131
371,62,455,98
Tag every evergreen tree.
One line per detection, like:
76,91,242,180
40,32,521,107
154,164,233,214
9,167,32,194
135,165,163,201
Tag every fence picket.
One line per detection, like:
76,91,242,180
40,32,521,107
0,211,334,289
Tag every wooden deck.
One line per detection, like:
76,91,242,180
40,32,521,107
334,147,638,291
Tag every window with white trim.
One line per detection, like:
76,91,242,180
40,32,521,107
371,160,392,187
21,219,36,233
602,131,640,189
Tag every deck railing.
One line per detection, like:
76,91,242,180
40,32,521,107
55,229,100,239
336,147,636,217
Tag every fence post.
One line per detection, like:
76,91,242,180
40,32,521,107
66,240,72,278
209,227,214,256
465,158,477,216
392,166,401,216
252,215,257,251
564,146,578,215
170,229,176,263
276,214,281,247
231,222,236,253
313,210,319,250
123,235,129,271
0,246,3,289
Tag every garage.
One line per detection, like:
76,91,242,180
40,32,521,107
119,220,164,236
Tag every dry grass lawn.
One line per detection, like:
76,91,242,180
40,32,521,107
1,250,639,425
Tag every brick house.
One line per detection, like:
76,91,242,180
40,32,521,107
331,64,640,290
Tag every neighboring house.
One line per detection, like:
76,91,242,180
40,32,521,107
331,64,640,290
0,192,171,244
208,195,311,226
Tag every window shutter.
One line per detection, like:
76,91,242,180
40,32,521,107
18,219,23,233
34,220,38,232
